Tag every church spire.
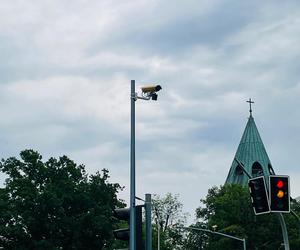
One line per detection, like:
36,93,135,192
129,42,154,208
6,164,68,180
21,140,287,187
225,100,275,185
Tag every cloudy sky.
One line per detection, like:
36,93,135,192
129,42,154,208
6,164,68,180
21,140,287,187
1,0,300,222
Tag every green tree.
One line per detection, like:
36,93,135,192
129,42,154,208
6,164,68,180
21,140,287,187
183,221,208,250
195,184,300,250
285,199,300,250
0,149,124,250
152,193,188,250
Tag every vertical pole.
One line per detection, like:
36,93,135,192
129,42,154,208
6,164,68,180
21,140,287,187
277,213,290,250
130,80,136,250
158,225,160,250
156,207,160,250
145,194,152,250
243,238,246,250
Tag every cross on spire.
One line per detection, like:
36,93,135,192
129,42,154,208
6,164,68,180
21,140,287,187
246,98,254,117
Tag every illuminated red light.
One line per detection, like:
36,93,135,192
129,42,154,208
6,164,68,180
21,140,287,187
277,180,284,189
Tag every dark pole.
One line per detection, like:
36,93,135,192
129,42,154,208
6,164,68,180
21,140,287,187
145,194,152,250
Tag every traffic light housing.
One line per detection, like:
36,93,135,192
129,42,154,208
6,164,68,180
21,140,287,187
248,176,270,215
113,208,130,241
269,175,290,213
113,206,144,249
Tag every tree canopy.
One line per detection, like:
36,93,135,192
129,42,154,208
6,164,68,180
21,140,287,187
0,149,124,250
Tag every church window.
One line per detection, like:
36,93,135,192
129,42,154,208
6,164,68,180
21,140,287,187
252,162,263,177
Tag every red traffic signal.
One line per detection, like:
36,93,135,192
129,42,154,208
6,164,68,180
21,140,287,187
269,175,290,213
276,180,284,189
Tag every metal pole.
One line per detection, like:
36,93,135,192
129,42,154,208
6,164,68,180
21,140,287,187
130,80,136,250
154,206,161,250
145,194,152,250
158,220,160,250
243,239,246,250
277,213,290,250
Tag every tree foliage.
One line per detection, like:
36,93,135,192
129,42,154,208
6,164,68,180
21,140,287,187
183,221,208,250
0,149,124,250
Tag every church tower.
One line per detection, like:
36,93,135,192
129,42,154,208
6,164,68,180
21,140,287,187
225,99,275,185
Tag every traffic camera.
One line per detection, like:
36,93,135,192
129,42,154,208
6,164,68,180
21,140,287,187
140,85,162,101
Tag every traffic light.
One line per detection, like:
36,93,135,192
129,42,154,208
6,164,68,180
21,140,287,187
113,206,144,249
113,208,130,241
269,175,290,213
248,176,270,215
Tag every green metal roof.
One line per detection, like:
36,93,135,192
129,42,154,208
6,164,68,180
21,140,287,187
225,115,275,185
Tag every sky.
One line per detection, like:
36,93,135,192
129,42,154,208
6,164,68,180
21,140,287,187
1,0,300,223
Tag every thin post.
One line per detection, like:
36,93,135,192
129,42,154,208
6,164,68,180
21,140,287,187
158,222,160,250
145,194,152,250
277,213,290,250
243,239,246,250
130,80,136,250
154,206,161,250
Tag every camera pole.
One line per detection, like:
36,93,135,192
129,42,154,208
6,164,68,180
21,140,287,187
129,81,161,250
130,80,136,250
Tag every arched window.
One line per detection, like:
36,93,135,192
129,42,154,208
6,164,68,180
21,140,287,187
268,164,275,175
252,162,263,177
